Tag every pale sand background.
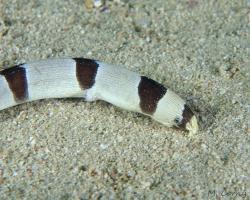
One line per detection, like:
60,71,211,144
0,0,249,199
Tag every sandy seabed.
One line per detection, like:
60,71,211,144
0,0,249,199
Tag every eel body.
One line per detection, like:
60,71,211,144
0,58,198,134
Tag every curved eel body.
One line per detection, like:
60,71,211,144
0,58,198,134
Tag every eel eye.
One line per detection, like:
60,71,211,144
174,117,181,125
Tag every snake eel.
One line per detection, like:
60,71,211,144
0,58,198,134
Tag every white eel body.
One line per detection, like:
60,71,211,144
0,58,198,134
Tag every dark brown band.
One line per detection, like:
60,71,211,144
74,58,99,89
138,76,167,115
0,64,28,102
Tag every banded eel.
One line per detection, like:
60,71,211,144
0,58,198,134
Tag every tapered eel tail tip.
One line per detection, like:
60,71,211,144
186,115,199,136
178,104,198,136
